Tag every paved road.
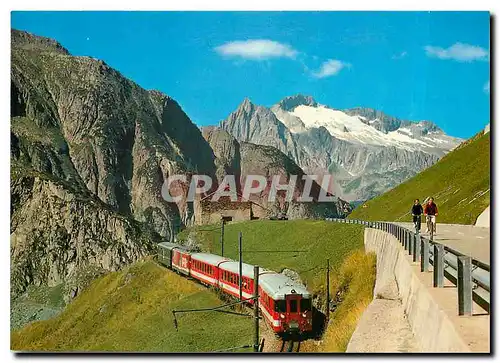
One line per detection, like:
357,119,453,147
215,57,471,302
395,222,490,265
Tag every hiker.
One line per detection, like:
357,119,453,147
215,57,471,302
411,199,423,232
424,197,438,235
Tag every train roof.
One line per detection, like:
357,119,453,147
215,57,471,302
218,261,264,278
217,261,311,299
190,252,229,266
259,272,311,300
157,242,183,250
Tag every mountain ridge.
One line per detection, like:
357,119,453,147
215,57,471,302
219,96,463,202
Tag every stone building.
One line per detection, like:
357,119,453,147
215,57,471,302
194,192,270,225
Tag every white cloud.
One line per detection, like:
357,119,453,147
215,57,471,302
484,80,490,94
392,51,407,60
214,39,298,60
424,42,489,62
312,59,350,78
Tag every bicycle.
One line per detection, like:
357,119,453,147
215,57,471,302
412,214,421,234
426,215,436,240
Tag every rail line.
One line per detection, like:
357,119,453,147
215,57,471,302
279,338,301,353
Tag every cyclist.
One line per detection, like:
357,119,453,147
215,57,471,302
423,197,438,236
411,199,423,232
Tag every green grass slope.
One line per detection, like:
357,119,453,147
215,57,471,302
11,260,254,352
350,131,490,224
319,250,376,352
178,220,365,296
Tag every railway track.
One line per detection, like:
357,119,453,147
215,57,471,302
279,338,301,353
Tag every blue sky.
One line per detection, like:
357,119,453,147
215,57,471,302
11,11,490,138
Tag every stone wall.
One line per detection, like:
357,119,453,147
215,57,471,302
347,228,481,352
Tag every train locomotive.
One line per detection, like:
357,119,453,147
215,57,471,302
157,242,313,335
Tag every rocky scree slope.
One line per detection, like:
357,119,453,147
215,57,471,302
202,127,352,218
221,95,463,202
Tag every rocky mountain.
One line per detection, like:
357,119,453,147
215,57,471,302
11,28,217,299
222,98,301,162
220,95,463,201
11,30,348,302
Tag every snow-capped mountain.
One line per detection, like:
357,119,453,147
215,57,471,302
274,99,459,153
220,95,463,202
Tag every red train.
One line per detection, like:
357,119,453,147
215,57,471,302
157,242,313,335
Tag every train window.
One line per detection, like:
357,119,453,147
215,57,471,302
290,300,298,313
274,300,286,313
300,298,311,312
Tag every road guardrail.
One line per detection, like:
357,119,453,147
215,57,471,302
326,217,490,315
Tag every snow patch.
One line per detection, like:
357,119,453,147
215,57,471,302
288,105,433,150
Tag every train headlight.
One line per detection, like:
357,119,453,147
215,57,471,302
280,314,285,319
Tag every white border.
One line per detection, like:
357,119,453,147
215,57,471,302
3,2,496,362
